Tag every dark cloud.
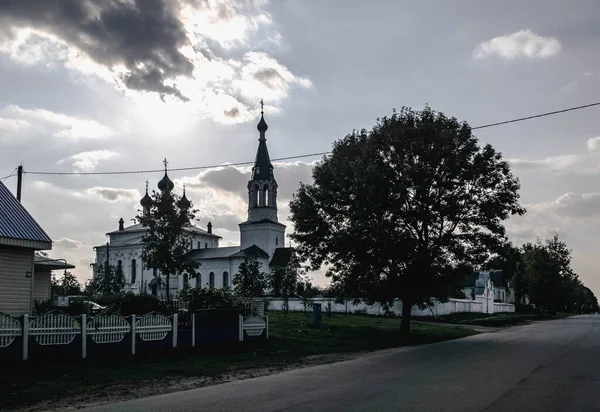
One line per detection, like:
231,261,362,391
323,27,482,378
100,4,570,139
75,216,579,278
86,187,139,202
0,0,193,99
253,67,283,90
223,107,240,118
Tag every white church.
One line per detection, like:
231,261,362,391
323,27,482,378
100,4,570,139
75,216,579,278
92,109,293,297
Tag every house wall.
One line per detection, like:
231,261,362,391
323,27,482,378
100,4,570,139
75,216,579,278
33,270,51,302
0,247,35,316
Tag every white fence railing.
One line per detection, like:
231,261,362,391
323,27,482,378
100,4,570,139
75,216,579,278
0,308,268,361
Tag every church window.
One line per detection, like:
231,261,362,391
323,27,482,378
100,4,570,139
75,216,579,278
205,242,208,248
198,241,201,249
183,273,189,287
131,259,137,284
275,237,278,246
209,272,215,289
223,272,229,288
153,267,157,277
117,260,122,274
261,184,269,206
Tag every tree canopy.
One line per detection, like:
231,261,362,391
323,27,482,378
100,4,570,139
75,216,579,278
85,264,125,297
233,256,267,298
290,106,525,334
135,189,199,299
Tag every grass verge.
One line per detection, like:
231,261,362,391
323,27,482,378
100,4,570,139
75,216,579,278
2,311,477,411
413,311,571,327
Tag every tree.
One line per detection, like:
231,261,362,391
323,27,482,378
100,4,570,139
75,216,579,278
290,106,525,335
85,263,126,297
269,252,303,314
51,271,82,296
233,256,267,298
134,188,199,300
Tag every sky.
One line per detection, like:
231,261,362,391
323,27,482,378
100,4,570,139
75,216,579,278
1,0,600,295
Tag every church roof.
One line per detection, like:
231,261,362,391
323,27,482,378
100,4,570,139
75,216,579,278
270,247,294,267
106,223,221,238
0,181,52,249
184,245,269,260
239,219,286,227
34,255,75,271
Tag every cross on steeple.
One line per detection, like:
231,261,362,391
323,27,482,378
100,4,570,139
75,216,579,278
260,99,264,114
163,158,168,170
145,179,149,192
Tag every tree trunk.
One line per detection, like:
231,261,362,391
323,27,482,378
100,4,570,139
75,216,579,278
400,298,412,337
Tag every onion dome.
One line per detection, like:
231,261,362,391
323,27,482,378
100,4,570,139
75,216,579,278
157,158,174,193
140,180,152,208
178,185,191,209
257,98,268,133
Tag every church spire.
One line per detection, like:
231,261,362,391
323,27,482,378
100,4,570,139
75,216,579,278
157,158,174,193
247,100,278,222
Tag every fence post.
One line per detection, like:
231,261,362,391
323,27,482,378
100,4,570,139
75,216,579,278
172,313,178,349
22,314,29,361
266,315,269,339
191,312,196,348
81,314,87,359
239,314,244,342
131,314,136,355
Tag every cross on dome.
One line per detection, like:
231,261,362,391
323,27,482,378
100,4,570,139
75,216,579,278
163,158,169,170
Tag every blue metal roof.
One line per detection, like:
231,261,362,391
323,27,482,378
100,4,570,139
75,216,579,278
0,181,52,243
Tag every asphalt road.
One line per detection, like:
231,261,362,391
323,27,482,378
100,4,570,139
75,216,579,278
85,315,600,412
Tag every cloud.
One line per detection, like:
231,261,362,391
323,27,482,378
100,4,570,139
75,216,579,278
53,237,83,249
473,30,561,60
58,150,120,172
85,187,140,203
528,192,600,220
0,0,312,124
0,105,114,140
508,137,600,176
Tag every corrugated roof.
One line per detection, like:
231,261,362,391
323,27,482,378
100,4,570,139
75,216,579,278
34,255,75,270
0,181,52,244
184,245,269,260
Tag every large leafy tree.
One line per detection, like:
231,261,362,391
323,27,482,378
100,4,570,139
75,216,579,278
135,189,199,300
269,252,303,313
85,264,126,297
290,106,525,335
52,271,82,296
233,256,267,298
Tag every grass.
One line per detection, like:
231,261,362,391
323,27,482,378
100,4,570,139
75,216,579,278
1,312,477,411
413,311,571,327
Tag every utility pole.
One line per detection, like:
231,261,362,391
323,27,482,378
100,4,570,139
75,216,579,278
105,241,110,289
16,164,23,202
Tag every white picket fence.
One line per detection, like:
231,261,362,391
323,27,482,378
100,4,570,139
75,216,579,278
0,310,268,361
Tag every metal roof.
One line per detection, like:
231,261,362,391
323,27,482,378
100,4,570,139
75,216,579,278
184,245,269,260
106,223,221,238
0,181,52,244
34,255,75,270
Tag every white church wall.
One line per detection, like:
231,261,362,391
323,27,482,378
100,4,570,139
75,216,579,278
240,223,285,259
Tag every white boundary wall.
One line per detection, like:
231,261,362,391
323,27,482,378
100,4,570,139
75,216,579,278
268,297,515,316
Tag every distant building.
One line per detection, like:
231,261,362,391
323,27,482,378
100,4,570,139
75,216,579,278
461,270,513,304
92,108,293,297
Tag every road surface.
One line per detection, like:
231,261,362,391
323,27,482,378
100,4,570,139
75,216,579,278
85,315,600,412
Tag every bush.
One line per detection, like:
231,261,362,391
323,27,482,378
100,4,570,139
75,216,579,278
180,286,244,311
118,293,167,316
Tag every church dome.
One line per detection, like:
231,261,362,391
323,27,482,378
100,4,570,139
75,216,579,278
157,172,174,193
257,113,268,133
140,191,152,208
178,188,191,209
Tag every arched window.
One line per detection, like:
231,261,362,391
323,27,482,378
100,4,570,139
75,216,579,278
251,184,259,207
209,272,215,289
205,242,208,249
275,236,278,246
117,260,122,274
223,272,229,289
261,184,269,206
131,259,137,284
183,272,189,287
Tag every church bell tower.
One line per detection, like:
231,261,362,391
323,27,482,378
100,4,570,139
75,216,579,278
239,101,286,259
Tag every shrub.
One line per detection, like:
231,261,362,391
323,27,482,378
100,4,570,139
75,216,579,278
118,293,167,316
180,286,243,311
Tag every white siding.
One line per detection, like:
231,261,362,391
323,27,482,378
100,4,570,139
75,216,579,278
33,271,51,303
0,247,34,316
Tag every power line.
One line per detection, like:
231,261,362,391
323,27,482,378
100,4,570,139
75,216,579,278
0,168,17,181
20,100,600,177
471,101,600,130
